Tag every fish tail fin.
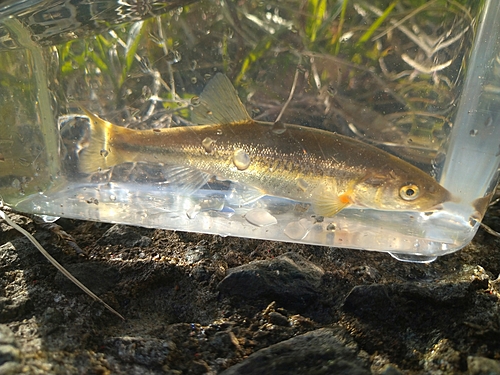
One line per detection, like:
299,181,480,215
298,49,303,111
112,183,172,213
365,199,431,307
78,108,126,174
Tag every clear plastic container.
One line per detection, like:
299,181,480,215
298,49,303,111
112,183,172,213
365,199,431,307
0,0,496,262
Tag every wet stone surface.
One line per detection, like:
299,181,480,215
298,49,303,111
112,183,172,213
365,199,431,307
1,212,500,374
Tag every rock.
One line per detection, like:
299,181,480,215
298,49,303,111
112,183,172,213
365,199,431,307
210,331,241,356
0,324,22,375
217,252,324,311
0,242,18,270
111,336,176,367
379,364,403,375
219,328,370,375
468,356,500,375
343,281,476,326
97,224,153,247
268,311,289,326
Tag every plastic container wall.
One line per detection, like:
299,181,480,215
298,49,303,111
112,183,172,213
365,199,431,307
0,0,495,261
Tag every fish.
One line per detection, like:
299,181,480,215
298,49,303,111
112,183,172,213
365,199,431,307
78,73,453,217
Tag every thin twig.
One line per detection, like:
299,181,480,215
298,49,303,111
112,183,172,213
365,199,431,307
275,57,302,123
0,209,125,320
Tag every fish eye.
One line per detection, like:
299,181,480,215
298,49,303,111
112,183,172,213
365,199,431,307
399,184,420,201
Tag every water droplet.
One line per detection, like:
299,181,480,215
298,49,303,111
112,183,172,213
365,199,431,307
109,194,116,201
202,137,215,153
326,223,336,231
191,60,198,70
216,129,223,135
166,50,181,64
484,115,493,127
233,149,251,170
100,149,109,157
297,178,309,192
271,121,286,134
245,209,277,227
191,76,197,84
470,129,478,137
190,96,201,106
284,221,309,240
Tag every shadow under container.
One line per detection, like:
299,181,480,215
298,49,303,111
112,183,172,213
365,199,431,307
0,0,498,262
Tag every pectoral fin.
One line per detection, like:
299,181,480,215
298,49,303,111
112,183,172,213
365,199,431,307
312,180,353,217
313,192,352,217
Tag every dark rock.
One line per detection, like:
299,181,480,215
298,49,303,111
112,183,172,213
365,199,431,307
268,311,289,326
210,331,241,355
219,328,370,375
217,252,324,311
97,224,153,247
343,282,476,320
185,246,206,264
342,281,485,359
0,296,33,323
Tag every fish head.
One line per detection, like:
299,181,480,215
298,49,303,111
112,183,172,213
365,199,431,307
352,166,453,213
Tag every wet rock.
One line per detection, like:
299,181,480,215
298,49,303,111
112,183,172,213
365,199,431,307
217,252,324,311
468,356,500,375
219,328,370,375
97,224,153,247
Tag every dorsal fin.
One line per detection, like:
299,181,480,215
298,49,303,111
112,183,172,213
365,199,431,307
191,73,251,125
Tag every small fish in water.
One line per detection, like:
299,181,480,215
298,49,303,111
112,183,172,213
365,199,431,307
79,73,453,217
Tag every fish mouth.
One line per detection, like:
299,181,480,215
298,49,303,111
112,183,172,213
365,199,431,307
430,203,445,211
424,193,460,213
